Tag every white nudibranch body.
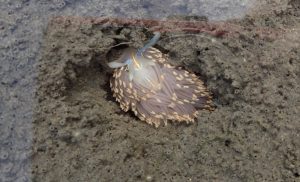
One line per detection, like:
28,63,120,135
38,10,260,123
108,32,213,127
126,54,159,90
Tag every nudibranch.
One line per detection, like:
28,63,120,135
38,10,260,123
108,32,213,127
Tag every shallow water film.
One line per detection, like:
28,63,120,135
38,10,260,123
1,0,300,181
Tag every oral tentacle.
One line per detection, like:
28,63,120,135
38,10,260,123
107,61,128,68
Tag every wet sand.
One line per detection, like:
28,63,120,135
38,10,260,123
0,0,299,181
32,2,299,181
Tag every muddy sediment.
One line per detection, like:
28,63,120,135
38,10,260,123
32,5,299,182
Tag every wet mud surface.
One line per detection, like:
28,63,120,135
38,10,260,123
31,2,300,181
0,0,299,182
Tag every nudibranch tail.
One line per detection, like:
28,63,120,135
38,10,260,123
137,32,161,56
109,32,214,127
108,32,161,69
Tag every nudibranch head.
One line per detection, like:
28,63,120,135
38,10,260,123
108,34,213,127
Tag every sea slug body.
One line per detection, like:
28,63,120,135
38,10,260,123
108,32,213,127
